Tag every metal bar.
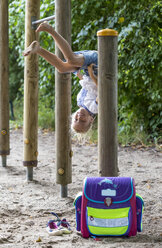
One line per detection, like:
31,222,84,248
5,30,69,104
32,15,55,25
26,167,33,181
61,185,68,198
1,155,7,167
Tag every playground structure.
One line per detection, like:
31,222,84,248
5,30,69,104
0,0,118,197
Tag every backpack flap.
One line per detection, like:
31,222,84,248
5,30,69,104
84,177,133,205
83,177,135,236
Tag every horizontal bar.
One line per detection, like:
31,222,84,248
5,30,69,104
32,15,55,25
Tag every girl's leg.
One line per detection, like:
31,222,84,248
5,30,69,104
23,41,78,73
36,22,84,67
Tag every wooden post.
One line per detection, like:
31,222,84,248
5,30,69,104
55,0,72,197
0,0,10,167
97,29,118,177
23,0,40,180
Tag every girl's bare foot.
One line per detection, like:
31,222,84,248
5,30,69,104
36,21,53,33
23,41,40,56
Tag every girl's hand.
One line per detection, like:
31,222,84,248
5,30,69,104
77,70,83,80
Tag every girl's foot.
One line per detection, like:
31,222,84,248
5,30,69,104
23,41,40,56
36,21,53,33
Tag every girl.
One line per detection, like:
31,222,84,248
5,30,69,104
23,22,98,133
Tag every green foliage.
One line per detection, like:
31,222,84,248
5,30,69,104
9,0,25,102
117,1,162,142
8,0,161,144
38,103,55,130
9,98,23,128
72,0,113,50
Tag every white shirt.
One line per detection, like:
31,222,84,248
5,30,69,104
77,75,98,115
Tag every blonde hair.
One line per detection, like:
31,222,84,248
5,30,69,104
71,111,93,134
71,114,93,144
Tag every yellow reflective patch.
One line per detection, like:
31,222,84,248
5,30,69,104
87,207,130,219
89,225,128,236
87,207,130,236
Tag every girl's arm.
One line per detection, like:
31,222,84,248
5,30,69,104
88,64,98,86
88,64,98,104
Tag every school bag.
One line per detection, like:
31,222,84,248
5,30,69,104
74,177,144,238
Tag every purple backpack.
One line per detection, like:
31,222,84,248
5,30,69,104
74,177,144,238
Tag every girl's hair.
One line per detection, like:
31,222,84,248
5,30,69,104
71,111,93,134
71,113,94,144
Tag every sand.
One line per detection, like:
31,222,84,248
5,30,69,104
0,129,161,248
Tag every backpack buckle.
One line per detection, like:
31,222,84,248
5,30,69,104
104,197,112,207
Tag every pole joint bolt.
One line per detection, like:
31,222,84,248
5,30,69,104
1,130,7,135
58,168,65,175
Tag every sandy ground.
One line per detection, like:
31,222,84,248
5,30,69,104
0,129,162,248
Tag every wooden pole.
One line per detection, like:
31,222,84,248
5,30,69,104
55,0,72,197
23,0,40,180
97,29,118,177
0,0,9,167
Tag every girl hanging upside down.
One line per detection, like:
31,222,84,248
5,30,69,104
23,22,98,133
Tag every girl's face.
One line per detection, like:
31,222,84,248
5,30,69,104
72,108,94,133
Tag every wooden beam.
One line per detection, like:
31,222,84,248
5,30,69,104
23,0,40,180
55,0,72,197
0,0,9,167
97,29,118,177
